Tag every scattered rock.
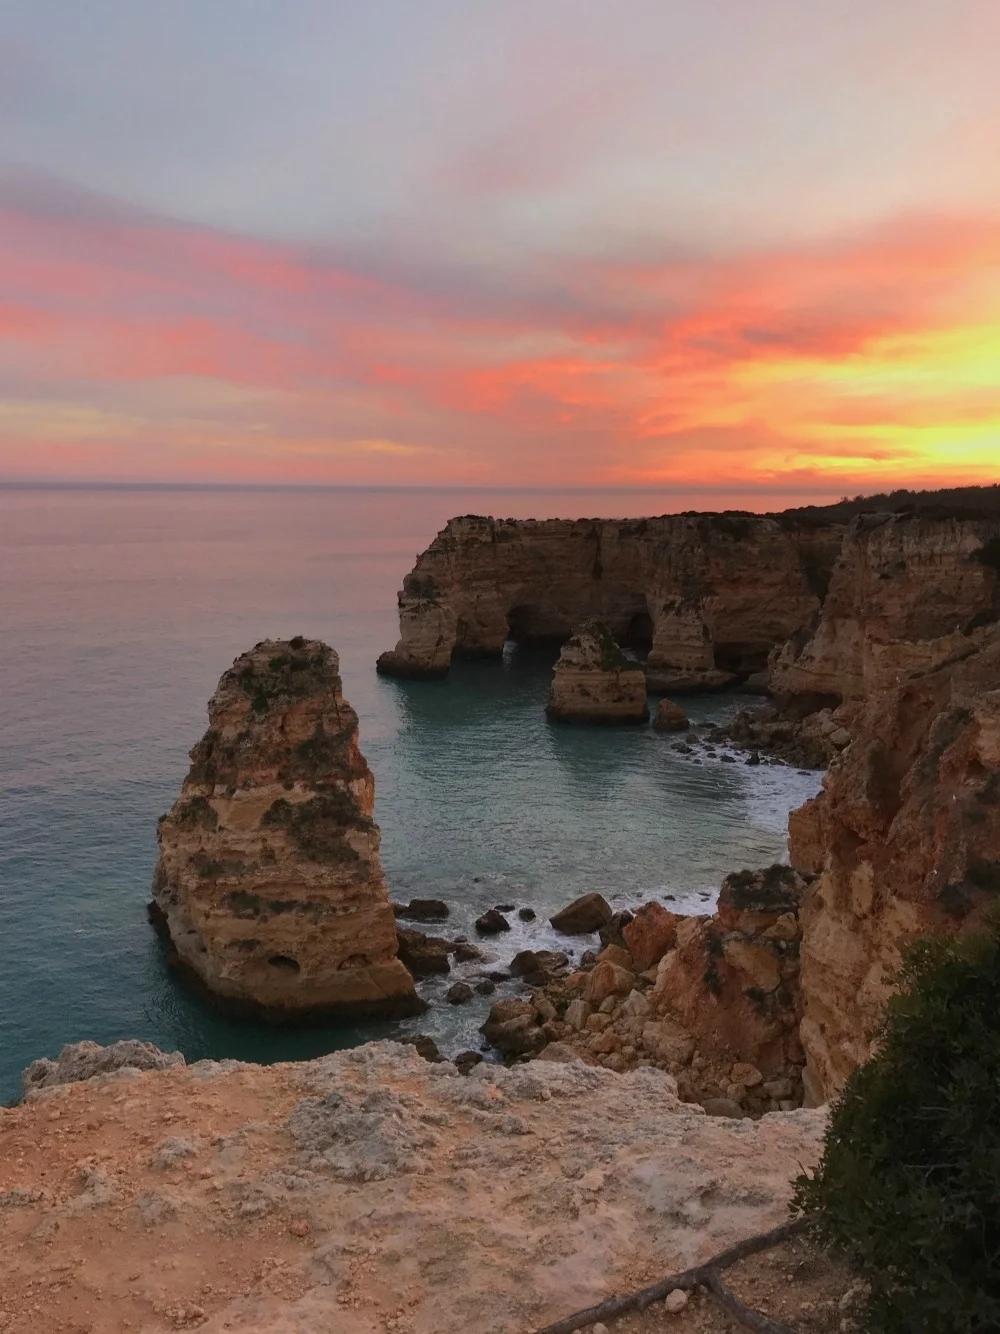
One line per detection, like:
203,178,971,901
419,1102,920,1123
664,1288,689,1313
453,1051,484,1075
622,901,678,970
518,907,536,922
583,961,635,1005
452,942,484,963
446,982,474,1006
393,898,450,922
651,698,689,732
401,1034,444,1063
475,909,511,936
509,950,570,978
599,909,634,949
475,979,496,996
395,927,451,977
550,893,613,935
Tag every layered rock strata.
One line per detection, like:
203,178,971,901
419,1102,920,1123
545,620,648,723
1,1041,832,1334
771,511,1000,705
789,623,1000,1103
151,638,422,1019
377,512,841,684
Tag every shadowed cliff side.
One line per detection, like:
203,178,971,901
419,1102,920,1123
376,512,842,687
151,637,423,1021
789,621,1000,1103
771,510,1000,706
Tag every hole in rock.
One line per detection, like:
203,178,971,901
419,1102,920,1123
267,954,301,974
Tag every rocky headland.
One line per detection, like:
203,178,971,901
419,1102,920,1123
546,620,649,724
376,512,841,689
151,638,422,1021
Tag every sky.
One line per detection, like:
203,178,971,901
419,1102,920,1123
2,0,1000,495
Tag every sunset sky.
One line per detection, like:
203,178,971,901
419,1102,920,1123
2,0,1000,495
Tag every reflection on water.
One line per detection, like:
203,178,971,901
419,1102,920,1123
0,487,821,1101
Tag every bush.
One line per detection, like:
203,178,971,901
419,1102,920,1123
793,922,1000,1333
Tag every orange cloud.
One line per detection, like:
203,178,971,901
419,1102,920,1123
0,182,998,490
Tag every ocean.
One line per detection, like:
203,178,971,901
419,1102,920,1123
0,486,821,1102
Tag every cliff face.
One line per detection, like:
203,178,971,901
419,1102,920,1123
377,513,840,685
771,513,1000,704
789,625,1000,1104
151,638,421,1019
546,620,648,723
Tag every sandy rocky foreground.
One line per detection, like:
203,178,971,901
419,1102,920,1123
0,1041,860,1334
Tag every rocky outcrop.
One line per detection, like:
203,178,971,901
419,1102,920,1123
652,698,689,732
21,1040,185,1097
545,620,648,723
789,623,1000,1104
650,867,810,1091
377,513,840,684
0,1041,833,1333
151,638,422,1020
771,512,1000,705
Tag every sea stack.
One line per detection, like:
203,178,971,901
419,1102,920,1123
546,620,648,724
151,638,423,1019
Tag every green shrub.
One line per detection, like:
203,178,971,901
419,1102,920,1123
793,922,1000,1333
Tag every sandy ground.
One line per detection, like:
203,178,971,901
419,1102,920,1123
0,1043,854,1334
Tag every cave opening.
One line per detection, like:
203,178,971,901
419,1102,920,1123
267,954,301,974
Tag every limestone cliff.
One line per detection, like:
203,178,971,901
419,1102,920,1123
546,620,648,723
377,513,841,687
789,624,1000,1104
771,511,1000,705
151,638,422,1019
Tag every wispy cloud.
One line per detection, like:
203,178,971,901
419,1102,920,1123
1,170,999,487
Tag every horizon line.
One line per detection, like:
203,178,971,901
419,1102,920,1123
0,478,877,498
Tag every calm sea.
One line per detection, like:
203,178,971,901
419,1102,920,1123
0,486,821,1102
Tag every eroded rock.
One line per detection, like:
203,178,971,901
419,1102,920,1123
546,621,648,724
150,639,422,1020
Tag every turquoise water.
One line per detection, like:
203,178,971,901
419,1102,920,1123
0,487,820,1102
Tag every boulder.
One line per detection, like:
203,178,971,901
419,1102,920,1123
583,961,635,1005
475,909,511,936
546,620,648,725
651,699,689,732
402,1035,445,1063
481,999,546,1058
518,907,536,922
622,902,678,970
393,898,450,922
550,893,613,935
150,638,422,1020
452,942,484,963
446,982,474,1005
509,950,569,978
596,944,633,971
599,909,634,948
453,1051,483,1075
396,927,451,978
